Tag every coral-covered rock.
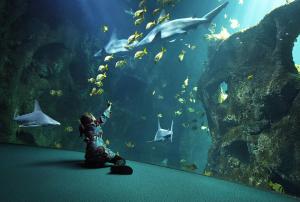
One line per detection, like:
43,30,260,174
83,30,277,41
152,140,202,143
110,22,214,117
198,1,300,196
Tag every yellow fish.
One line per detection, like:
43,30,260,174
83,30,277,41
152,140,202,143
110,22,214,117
96,88,104,95
96,73,106,81
146,21,156,29
152,8,161,15
157,13,170,24
64,126,73,133
187,107,195,113
128,31,143,44
98,64,108,72
175,110,182,116
115,60,127,68
178,98,185,104
49,90,63,97
134,8,147,18
88,78,95,83
182,163,198,171
158,95,164,100
178,50,186,62
139,0,146,7
104,55,113,62
154,47,166,63
95,81,103,88
102,25,109,33
49,90,56,96
134,17,144,26
105,139,110,145
125,141,135,148
90,88,97,96
203,170,213,176
134,48,148,60
247,74,254,80
184,77,189,87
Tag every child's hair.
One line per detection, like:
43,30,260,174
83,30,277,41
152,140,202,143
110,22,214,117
80,112,95,126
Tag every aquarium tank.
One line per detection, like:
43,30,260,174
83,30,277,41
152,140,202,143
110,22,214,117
0,0,299,199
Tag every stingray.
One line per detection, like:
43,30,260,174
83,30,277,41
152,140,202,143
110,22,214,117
14,100,60,127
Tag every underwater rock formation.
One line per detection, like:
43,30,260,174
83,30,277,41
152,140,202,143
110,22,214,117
198,1,300,196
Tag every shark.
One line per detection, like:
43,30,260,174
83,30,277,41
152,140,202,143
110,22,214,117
14,100,61,127
94,2,228,57
94,32,137,57
137,1,229,46
148,119,174,142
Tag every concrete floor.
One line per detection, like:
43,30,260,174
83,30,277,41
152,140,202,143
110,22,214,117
0,144,299,202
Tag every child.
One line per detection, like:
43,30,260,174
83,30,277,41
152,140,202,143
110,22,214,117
79,102,126,167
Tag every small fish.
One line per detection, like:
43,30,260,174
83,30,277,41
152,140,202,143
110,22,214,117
88,78,95,83
139,0,146,8
154,47,166,63
174,110,182,116
146,21,156,29
203,170,213,176
102,25,109,33
105,139,110,145
153,8,161,15
64,126,73,133
49,90,63,97
152,90,156,95
134,8,147,18
96,73,106,81
124,8,134,16
104,55,113,62
54,142,62,149
229,18,240,29
90,88,97,96
134,17,144,26
189,98,196,103
169,39,176,43
128,31,143,44
182,122,189,128
157,13,170,24
187,107,195,113
161,158,168,166
185,43,196,50
224,13,228,19
157,113,163,118
180,159,186,164
178,50,186,62
247,74,254,80
95,81,103,88
193,87,198,92
218,91,228,103
98,64,108,72
178,98,185,104
184,77,189,87
115,60,127,68
201,125,209,131
134,48,148,60
182,163,198,171
96,89,104,95
125,141,135,148
238,0,244,5
158,95,164,100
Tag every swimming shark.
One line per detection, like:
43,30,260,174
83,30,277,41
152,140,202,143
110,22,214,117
137,1,229,46
14,100,60,127
148,119,173,142
94,2,228,56
94,32,137,57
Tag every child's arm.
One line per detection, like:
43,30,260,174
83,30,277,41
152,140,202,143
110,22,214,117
99,101,112,126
